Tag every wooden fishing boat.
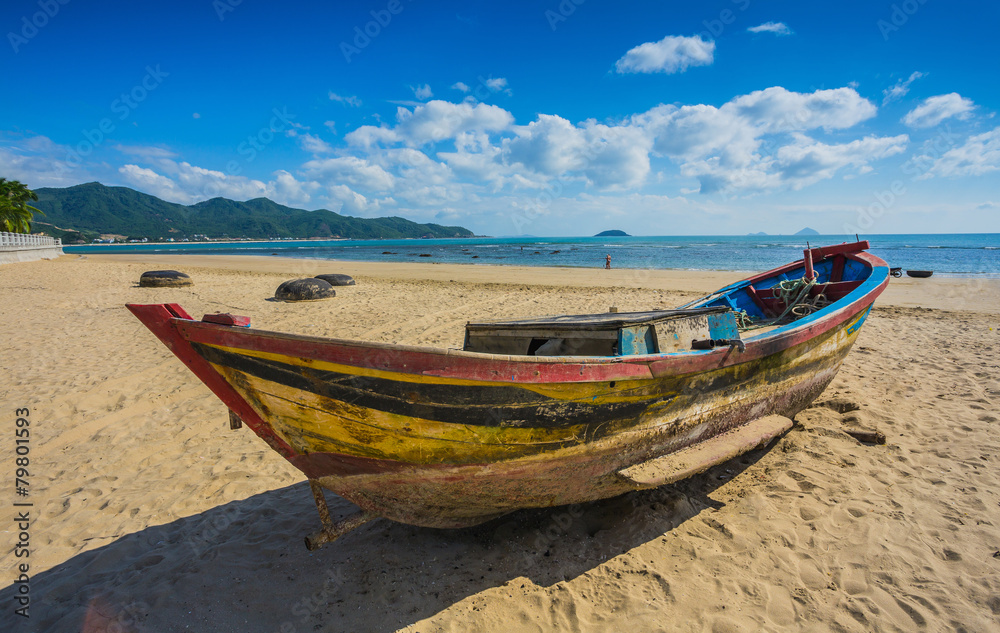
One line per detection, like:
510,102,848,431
128,240,887,548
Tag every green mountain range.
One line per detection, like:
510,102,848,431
31,182,474,242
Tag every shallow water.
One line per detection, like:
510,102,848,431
66,233,1000,276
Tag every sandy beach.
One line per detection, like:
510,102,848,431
2,253,999,632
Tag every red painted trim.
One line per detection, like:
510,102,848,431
831,254,846,283
745,284,772,317
174,319,656,383
744,240,870,287
130,247,888,388
166,282,871,386
815,280,862,301
126,303,298,458
807,240,869,260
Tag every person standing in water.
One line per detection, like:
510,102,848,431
605,254,611,269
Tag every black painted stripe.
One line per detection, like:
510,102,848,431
194,321,850,433
193,342,661,429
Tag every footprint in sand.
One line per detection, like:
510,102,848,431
798,506,820,521
764,585,797,626
841,566,869,595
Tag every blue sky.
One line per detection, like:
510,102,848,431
1,0,998,236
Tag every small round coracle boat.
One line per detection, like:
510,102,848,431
906,270,933,278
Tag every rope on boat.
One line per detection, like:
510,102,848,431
736,277,831,331
772,277,825,321
734,309,754,330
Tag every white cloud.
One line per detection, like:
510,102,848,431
394,100,514,145
118,164,187,202
681,134,908,195
919,127,1000,179
437,132,529,190
382,148,454,185
324,184,394,217
346,101,513,148
171,161,271,202
634,103,751,163
298,133,334,154
323,120,337,135
0,134,94,187
113,145,177,159
270,170,321,207
614,35,715,75
747,22,792,36
882,71,925,105
774,134,909,188
412,83,433,100
113,156,378,214
730,86,877,133
503,115,652,189
576,122,652,189
9,78,954,236
630,87,889,194
345,125,401,148
192,112,201,119
451,82,470,93
902,93,976,128
504,115,589,177
341,87,886,197
328,92,362,107
483,77,512,96
301,156,395,192
633,86,878,184
117,160,304,206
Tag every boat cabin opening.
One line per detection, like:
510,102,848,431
463,307,739,357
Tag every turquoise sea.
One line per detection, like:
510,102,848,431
65,234,1000,277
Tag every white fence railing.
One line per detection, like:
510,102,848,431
0,232,62,250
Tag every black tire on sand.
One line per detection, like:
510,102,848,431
139,270,193,288
314,273,356,286
275,278,337,301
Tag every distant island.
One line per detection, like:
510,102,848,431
748,228,820,236
32,182,475,243
594,230,630,237
747,226,822,237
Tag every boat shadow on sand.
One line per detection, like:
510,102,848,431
4,447,772,633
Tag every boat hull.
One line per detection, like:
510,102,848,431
295,314,863,527
127,248,887,529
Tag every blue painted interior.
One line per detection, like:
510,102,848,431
617,325,656,356
707,312,740,340
697,256,879,324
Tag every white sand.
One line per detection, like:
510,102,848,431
1,254,998,632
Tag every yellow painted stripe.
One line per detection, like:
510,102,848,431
207,343,495,386
207,318,861,465
212,365,600,463
202,342,654,402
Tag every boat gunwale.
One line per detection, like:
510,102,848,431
158,252,889,382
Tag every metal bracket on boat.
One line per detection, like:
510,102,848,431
691,338,746,353
304,480,377,551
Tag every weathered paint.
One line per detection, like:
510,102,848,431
707,311,740,340
617,325,656,355
126,246,889,529
847,305,872,335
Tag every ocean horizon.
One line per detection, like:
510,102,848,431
65,233,1000,277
